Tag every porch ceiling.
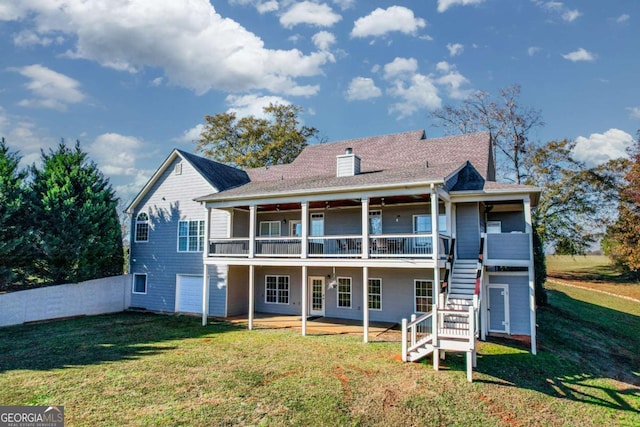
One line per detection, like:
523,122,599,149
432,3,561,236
241,194,433,212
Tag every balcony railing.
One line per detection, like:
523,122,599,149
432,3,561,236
208,233,448,259
485,232,531,264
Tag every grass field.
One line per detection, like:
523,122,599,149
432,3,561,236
0,256,638,426
547,255,640,300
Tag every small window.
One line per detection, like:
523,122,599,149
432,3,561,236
260,221,281,237
178,220,205,252
290,220,302,237
265,275,289,304
368,278,382,310
415,279,433,313
369,210,382,235
133,274,147,294
174,163,182,175
486,220,502,234
135,212,149,242
337,277,352,308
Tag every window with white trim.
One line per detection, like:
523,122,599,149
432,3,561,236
310,213,324,236
133,274,147,294
178,220,205,252
413,215,432,248
260,221,281,237
369,210,382,235
135,212,149,242
337,277,352,308
368,278,382,310
265,275,289,304
414,279,433,313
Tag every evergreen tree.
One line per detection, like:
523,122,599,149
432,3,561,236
30,141,123,284
0,139,32,289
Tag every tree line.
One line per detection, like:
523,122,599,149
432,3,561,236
0,139,123,291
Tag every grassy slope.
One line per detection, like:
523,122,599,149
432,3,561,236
547,255,640,300
0,306,638,427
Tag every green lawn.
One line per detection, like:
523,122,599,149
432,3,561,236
1,297,638,427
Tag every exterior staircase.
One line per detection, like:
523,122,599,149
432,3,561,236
445,259,476,310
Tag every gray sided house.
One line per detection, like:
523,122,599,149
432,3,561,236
127,130,540,380
125,149,249,316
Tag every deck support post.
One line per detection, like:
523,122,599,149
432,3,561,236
248,264,255,330
301,202,308,258
361,197,369,258
301,265,308,336
524,196,537,355
249,205,256,258
201,263,209,326
362,266,369,343
466,351,473,382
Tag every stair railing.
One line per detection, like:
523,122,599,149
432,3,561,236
401,308,435,362
441,236,456,303
473,235,486,337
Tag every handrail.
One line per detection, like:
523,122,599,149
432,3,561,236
473,235,485,309
441,237,456,294
401,308,434,362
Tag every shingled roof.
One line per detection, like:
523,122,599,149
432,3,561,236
246,130,493,182
176,149,249,192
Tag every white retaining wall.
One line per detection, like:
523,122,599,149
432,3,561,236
0,275,132,327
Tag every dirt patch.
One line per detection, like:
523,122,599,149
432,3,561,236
476,392,522,426
333,366,352,403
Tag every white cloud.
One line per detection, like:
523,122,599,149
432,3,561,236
435,62,472,99
225,94,291,118
627,107,640,119
562,48,596,62
280,1,341,28
14,64,86,111
150,77,164,87
574,129,634,166
257,1,279,14
616,14,630,23
12,30,58,47
173,124,205,144
8,1,332,97
351,6,425,38
535,1,582,23
527,46,541,56
388,74,441,118
437,0,485,13
446,43,464,57
87,133,145,177
345,77,382,101
332,0,355,10
312,31,336,51
383,57,418,80
562,9,581,22
0,107,54,166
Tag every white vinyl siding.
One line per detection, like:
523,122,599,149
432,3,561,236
178,220,205,252
337,277,352,308
368,278,382,310
265,275,289,304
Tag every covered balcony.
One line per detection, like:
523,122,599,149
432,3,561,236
206,193,451,262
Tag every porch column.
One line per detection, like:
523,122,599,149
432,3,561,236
361,197,369,258
430,185,441,296
301,202,308,258
301,265,308,336
524,196,537,355
445,200,452,240
362,266,369,343
248,264,255,330
201,264,209,326
228,208,234,238
249,204,256,258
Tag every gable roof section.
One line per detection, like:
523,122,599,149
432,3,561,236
175,149,249,192
246,130,492,182
125,149,249,214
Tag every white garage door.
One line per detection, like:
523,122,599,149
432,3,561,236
176,275,203,314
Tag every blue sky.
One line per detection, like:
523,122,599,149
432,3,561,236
1,0,638,205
